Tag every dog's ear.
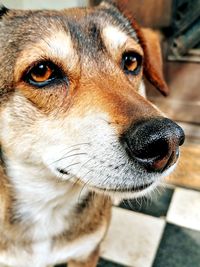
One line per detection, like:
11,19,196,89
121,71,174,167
138,28,169,96
0,5,9,19
99,1,169,96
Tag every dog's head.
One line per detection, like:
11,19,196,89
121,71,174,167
0,2,184,198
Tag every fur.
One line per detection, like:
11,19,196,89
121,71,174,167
0,2,180,266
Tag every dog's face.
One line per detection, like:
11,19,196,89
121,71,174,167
0,2,184,198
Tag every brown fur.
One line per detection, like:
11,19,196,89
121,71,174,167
68,246,100,267
0,1,171,266
108,0,169,96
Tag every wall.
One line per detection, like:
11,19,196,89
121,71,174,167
2,0,88,9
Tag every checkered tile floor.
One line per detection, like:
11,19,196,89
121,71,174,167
57,184,200,267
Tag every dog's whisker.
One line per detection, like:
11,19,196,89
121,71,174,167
54,143,90,157
135,196,143,208
61,143,91,153
62,152,88,159
49,142,90,162
76,158,94,175
60,155,94,180
59,157,94,190
77,171,94,203
47,148,84,167
127,198,135,210
58,162,81,173
45,153,88,172
36,144,91,173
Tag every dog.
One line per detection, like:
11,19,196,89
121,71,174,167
0,1,184,267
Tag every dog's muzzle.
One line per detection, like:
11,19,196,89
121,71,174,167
121,117,185,172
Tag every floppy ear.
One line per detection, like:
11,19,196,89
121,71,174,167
137,28,169,96
99,0,169,96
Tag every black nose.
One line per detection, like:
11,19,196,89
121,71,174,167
121,117,185,172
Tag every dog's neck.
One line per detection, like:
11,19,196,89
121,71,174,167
4,156,89,240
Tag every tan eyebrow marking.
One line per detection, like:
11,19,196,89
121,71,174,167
14,31,79,82
102,25,143,59
102,25,129,51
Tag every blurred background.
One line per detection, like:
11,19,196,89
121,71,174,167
2,1,200,267
2,0,88,9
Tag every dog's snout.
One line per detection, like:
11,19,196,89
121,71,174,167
121,117,185,172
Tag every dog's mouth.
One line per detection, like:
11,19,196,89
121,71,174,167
56,167,154,193
94,182,154,193
57,168,70,176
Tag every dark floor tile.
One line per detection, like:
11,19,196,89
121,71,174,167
152,223,200,267
119,186,174,217
56,258,126,267
97,258,127,267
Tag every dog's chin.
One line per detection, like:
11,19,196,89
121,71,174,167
80,162,178,202
116,163,177,201
90,181,157,204
53,161,178,202
88,180,158,202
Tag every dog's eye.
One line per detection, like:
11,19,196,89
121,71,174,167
31,64,53,82
24,61,64,88
122,52,142,75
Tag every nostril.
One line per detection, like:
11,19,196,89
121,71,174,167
131,138,169,161
124,136,174,172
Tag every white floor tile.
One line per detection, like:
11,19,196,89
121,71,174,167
101,207,165,267
167,187,200,231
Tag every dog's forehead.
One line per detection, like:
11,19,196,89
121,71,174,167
62,6,139,49
1,6,139,55
1,5,143,89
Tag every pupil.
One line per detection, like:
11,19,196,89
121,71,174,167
35,64,47,76
126,56,136,66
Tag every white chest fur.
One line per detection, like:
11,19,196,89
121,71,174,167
0,161,106,267
6,159,84,239
0,226,105,267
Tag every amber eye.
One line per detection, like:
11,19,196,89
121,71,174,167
24,61,64,88
31,64,53,82
122,52,142,75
